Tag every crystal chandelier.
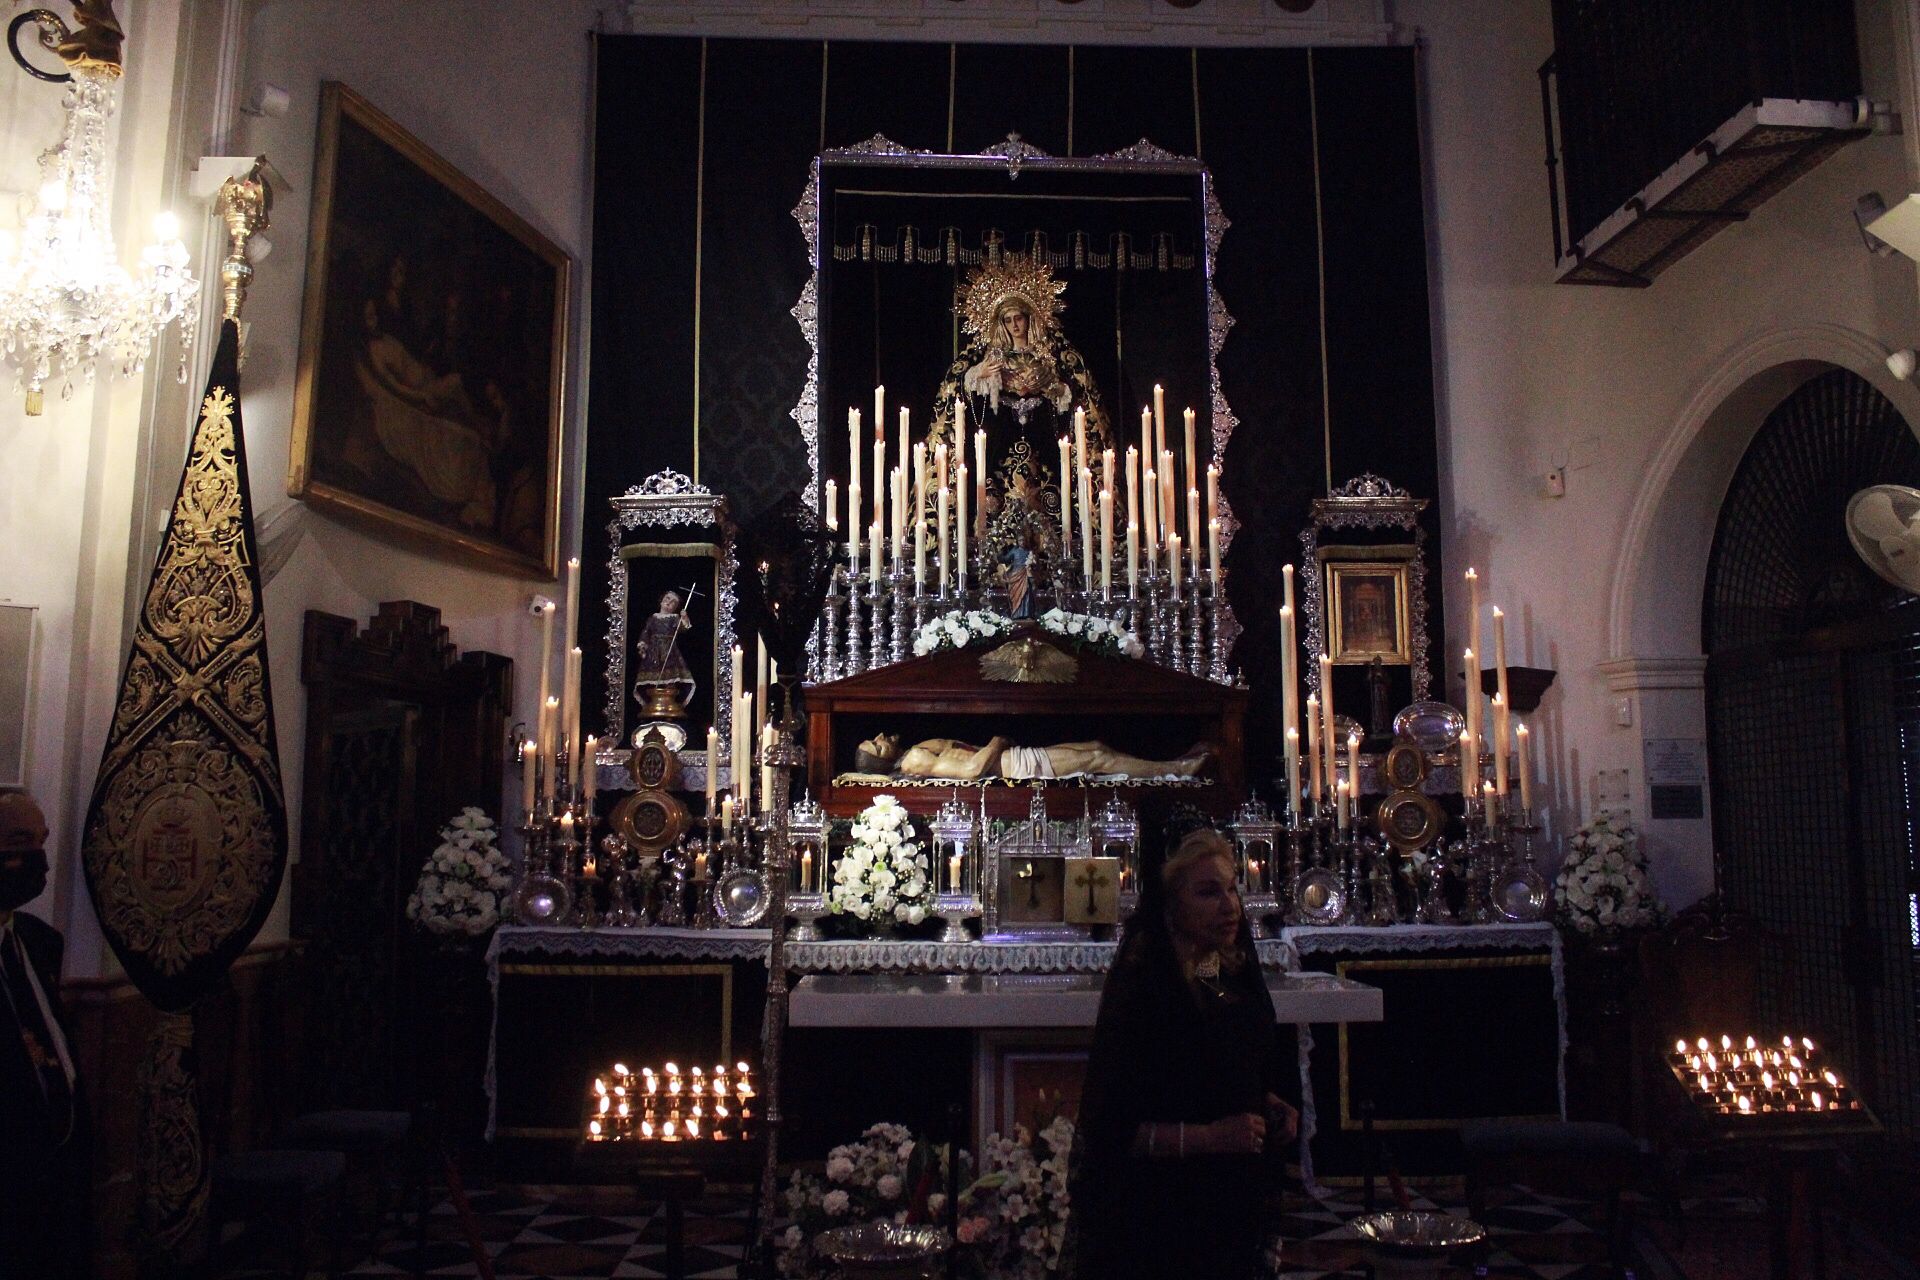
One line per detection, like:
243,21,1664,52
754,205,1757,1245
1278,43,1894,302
0,4,197,415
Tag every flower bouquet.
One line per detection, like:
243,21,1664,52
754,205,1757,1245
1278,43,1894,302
910,607,1143,661
405,807,515,937
828,795,933,933
913,609,1013,657
1554,813,1662,937
1036,608,1144,660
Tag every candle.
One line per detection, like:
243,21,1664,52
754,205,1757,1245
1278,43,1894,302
898,406,910,487
1284,727,1301,815
582,735,598,801
1280,604,1298,805
1159,450,1175,545
1102,446,1115,497
1206,463,1220,532
1188,487,1202,579
541,695,560,801
1319,653,1338,796
874,386,886,444
913,457,927,589
1126,521,1139,597
706,726,719,810
849,405,862,502
870,519,883,581
801,849,813,893
721,795,735,833
1492,606,1512,793
824,479,838,531
1153,384,1166,467
1058,436,1074,557
563,554,582,656
1168,534,1182,600
1466,567,1481,723
1347,729,1362,826
956,468,969,588
1125,445,1139,542
1183,406,1196,503
1080,466,1094,584
1461,643,1477,775
520,740,536,813
1492,691,1510,799
560,810,575,850
561,644,581,769
1100,487,1114,600
1515,721,1533,812
1336,778,1350,830
1483,779,1499,825
695,849,709,880
1208,517,1220,588
1306,694,1322,804
937,486,951,594
974,429,987,536
1460,728,1479,797
536,597,554,737
1074,407,1088,476
848,476,861,569
1142,468,1158,559
949,852,963,893
732,644,744,708
892,466,905,568
873,426,886,529
761,722,775,815
756,638,769,743
936,441,948,494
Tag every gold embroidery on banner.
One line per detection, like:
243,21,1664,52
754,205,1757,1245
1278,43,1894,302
139,1013,208,1254
85,382,282,978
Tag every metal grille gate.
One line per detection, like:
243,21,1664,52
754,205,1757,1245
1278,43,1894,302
1703,368,1920,1135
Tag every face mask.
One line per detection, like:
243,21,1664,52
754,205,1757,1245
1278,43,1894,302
0,848,48,912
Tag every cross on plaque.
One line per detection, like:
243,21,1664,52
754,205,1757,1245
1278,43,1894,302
1073,861,1114,915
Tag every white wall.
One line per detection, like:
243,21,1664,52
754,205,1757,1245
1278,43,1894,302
8,0,1918,974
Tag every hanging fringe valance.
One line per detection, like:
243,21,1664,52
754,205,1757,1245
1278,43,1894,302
832,225,1196,272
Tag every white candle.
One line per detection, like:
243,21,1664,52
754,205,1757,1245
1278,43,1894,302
1102,446,1115,498
706,725,719,810
583,735,599,800
1058,436,1074,558
1168,534,1182,600
541,695,560,801
1160,450,1176,547
825,479,838,531
1126,521,1139,597
1207,517,1220,588
956,467,969,588
520,740,536,813
1515,721,1533,812
1187,487,1202,578
869,519,883,582
1336,778,1350,830
848,478,861,569
536,598,554,737
756,638,769,743
566,647,583,786
695,848,709,880
1125,446,1139,542
1320,653,1337,794
737,692,753,815
1465,568,1482,749
913,457,927,589
937,486,951,594
1153,384,1167,466
1080,467,1094,584
1306,694,1322,804
761,722,774,815
1346,730,1362,826
1483,780,1499,826
1492,692,1510,798
849,405,861,510
1280,603,1298,802
936,441,948,495
1074,407,1088,477
1183,406,1197,503
1206,463,1220,532
874,386,886,445
1460,728,1479,799
974,429,988,536
1284,727,1301,816
898,406,910,487
873,427,886,529
1100,487,1114,600
722,794,735,834
1142,468,1158,559
801,849,814,892
949,852,963,893
563,555,582,653
891,466,905,568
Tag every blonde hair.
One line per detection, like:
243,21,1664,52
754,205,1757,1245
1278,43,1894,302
1159,828,1246,975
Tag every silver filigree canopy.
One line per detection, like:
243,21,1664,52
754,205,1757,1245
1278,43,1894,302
1300,474,1434,703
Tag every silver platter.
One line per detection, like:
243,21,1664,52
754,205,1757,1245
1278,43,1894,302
813,1222,952,1271
714,867,771,927
510,874,572,926
1350,1210,1486,1253
1393,701,1466,755
1492,861,1550,923
1292,867,1346,925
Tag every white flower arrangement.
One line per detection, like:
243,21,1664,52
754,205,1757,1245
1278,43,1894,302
910,607,1143,661
913,608,1013,657
828,795,933,928
775,1117,1076,1280
1555,813,1663,936
405,807,515,937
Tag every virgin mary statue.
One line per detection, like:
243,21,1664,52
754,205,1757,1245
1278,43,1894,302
929,253,1112,580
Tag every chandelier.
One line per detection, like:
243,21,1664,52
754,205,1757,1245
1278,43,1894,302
1,4,197,415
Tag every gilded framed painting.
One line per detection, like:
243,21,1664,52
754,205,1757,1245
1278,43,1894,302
289,82,569,577
1327,560,1411,664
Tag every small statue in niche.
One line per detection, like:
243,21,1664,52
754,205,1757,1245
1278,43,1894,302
1367,655,1392,740
863,734,1213,782
633,588,696,722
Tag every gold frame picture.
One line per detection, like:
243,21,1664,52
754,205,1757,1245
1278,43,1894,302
1327,560,1411,665
288,82,570,578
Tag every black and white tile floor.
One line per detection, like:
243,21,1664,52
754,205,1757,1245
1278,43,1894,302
313,1179,1628,1279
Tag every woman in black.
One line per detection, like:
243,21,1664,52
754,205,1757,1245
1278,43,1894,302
1072,828,1299,1280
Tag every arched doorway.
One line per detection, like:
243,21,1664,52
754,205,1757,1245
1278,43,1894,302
1703,367,1920,1135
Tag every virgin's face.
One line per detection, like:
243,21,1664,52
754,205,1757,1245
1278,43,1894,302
1001,307,1030,344
1168,853,1241,953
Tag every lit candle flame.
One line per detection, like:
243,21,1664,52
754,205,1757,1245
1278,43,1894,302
589,1119,602,1136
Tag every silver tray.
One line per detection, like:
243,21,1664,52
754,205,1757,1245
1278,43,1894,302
1492,860,1550,923
1292,867,1346,925
510,874,572,926
714,866,770,927
1393,701,1466,755
813,1222,952,1271
1350,1210,1486,1252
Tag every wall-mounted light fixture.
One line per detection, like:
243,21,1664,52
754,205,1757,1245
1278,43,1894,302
0,2,198,414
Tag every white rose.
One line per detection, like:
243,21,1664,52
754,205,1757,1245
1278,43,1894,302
823,1189,850,1216
877,1174,902,1199
827,1155,855,1182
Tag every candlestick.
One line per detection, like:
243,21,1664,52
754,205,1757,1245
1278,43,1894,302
1515,721,1533,812
1100,487,1114,600
706,726,719,810
1058,436,1073,559
1306,694,1322,804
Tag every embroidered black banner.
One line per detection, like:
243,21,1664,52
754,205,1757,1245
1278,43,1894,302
82,320,287,1015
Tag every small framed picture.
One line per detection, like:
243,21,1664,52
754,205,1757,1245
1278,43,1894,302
1327,560,1411,664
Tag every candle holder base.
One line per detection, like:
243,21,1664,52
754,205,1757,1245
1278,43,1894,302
934,893,979,944
788,892,827,941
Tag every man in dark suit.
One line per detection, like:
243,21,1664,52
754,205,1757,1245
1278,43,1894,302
0,791,88,1279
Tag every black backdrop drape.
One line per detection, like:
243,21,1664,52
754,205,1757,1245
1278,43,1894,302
586,36,1442,790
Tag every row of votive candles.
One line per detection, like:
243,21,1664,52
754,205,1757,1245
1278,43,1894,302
1670,1035,1861,1116
586,1062,756,1141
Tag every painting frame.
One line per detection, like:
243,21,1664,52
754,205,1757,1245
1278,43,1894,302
1326,559,1412,665
288,81,570,578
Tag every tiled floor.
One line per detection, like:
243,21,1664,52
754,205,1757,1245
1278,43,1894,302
211,1174,1917,1279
